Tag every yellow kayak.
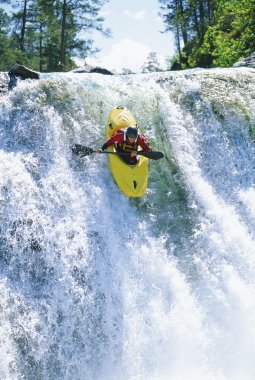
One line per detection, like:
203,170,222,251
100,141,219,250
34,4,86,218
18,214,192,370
106,106,149,197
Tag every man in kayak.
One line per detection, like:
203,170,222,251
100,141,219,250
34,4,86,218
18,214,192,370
97,126,152,165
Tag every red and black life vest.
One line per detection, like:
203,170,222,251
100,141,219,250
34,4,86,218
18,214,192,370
116,130,138,152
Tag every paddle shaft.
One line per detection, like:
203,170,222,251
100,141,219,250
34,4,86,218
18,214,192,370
98,150,164,160
72,144,164,160
100,150,143,156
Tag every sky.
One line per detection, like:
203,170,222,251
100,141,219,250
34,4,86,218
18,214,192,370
85,0,175,73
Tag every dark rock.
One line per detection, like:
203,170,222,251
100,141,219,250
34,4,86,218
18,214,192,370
89,66,113,75
7,64,40,91
8,64,40,80
71,65,114,75
233,52,255,68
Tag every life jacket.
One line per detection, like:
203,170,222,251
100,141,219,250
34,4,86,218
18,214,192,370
117,129,138,152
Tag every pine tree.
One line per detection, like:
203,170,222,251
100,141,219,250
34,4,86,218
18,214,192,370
158,0,219,68
0,0,110,72
0,2,30,70
141,52,162,73
57,0,111,71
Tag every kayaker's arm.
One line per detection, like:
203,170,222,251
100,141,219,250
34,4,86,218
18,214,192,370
138,134,152,152
96,142,110,153
101,143,108,151
96,132,123,153
96,142,108,153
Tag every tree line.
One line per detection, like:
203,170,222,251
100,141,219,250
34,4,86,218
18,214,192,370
0,0,110,72
158,0,255,69
1,0,254,73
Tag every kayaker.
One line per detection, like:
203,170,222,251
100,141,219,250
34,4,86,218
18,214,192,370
97,126,152,165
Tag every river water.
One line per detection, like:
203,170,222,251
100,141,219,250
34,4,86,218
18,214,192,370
0,67,255,380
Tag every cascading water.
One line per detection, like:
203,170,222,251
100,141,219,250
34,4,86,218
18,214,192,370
1,67,255,380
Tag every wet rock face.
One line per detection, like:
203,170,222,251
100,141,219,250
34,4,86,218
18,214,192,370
6,64,40,91
89,66,113,75
71,66,114,75
8,64,40,79
233,52,255,68
0,73,9,93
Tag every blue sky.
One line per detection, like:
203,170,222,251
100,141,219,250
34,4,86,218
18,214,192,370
86,0,175,72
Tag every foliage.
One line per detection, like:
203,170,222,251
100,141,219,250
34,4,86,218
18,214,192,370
158,0,255,69
202,0,255,67
0,0,110,72
141,52,163,73
122,68,135,75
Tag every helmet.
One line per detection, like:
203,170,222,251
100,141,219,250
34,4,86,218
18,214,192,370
126,126,138,139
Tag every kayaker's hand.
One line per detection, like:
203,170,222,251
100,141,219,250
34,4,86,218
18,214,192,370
131,151,137,157
96,149,103,153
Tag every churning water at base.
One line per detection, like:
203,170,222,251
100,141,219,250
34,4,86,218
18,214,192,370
1,67,255,380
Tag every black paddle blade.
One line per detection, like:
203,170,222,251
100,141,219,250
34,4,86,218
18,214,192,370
139,151,164,160
72,144,94,157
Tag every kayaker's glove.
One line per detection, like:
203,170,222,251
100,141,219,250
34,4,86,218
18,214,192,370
101,143,108,151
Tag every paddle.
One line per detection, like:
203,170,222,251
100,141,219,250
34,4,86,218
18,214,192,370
72,144,164,160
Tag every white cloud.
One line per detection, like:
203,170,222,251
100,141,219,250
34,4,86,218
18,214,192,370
86,38,151,73
133,10,147,20
123,9,147,21
123,9,131,17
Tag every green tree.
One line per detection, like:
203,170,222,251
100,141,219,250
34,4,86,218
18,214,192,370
0,2,30,70
122,68,134,75
57,0,111,71
141,52,163,73
11,0,36,52
158,0,255,69
200,0,255,67
34,0,63,71
0,3,9,33
158,0,217,69
158,0,189,65
0,0,110,72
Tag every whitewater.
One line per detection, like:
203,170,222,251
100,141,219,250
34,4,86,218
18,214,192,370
0,67,255,380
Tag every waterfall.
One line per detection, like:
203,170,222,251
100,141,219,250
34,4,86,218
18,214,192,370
0,67,255,380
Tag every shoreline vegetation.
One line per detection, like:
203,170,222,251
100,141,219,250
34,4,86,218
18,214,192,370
0,1,255,74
